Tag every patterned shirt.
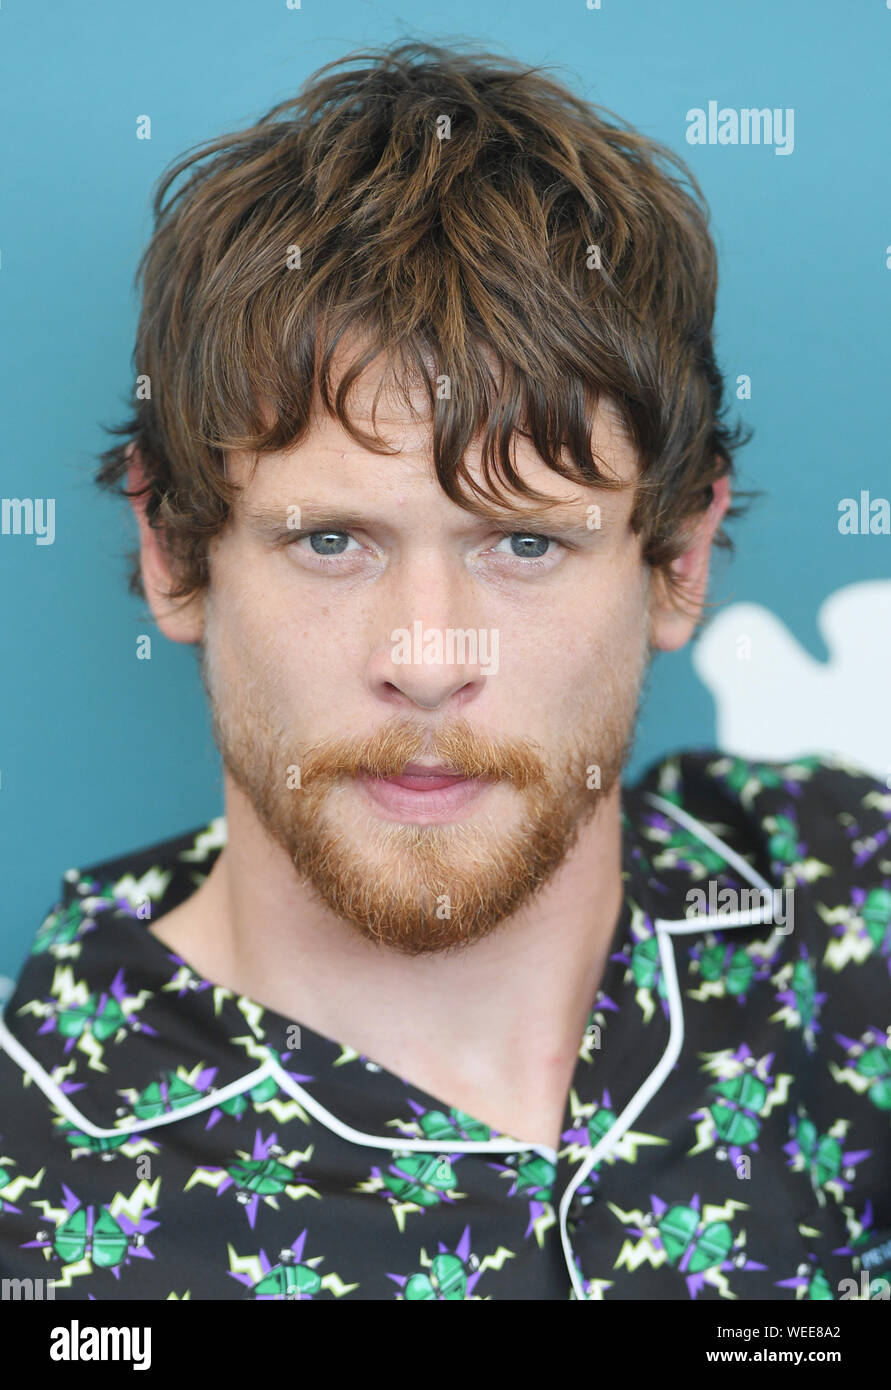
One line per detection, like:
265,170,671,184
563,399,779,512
1,749,889,1301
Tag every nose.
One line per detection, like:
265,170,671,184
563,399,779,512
365,557,490,712
371,626,487,709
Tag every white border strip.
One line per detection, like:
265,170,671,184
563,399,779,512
558,792,780,1299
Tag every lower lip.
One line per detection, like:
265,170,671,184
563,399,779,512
356,771,491,822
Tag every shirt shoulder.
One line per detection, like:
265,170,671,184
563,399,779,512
4,819,226,996
633,747,890,874
634,746,891,985
60,818,228,901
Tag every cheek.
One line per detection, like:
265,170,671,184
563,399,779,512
551,571,650,710
587,550,651,651
205,566,289,703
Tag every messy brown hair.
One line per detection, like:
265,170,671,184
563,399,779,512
95,38,753,606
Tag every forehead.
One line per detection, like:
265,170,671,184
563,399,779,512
230,336,639,511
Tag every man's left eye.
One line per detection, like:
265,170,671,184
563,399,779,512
492,533,555,560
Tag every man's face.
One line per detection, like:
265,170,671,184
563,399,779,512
195,356,655,956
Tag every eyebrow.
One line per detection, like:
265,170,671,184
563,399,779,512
242,499,611,535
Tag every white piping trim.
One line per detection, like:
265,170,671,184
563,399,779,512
0,1001,555,1161
644,792,773,892
272,1060,558,1161
0,1009,277,1139
644,790,789,960
558,790,783,1300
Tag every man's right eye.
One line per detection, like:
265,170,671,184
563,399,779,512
305,531,355,556
287,530,363,562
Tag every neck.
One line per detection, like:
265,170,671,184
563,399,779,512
150,775,626,1149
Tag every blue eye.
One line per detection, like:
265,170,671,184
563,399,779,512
284,527,564,573
307,531,356,555
494,533,553,559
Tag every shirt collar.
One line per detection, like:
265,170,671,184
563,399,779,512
0,764,781,1145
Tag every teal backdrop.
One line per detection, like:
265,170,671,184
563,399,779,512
1,0,889,976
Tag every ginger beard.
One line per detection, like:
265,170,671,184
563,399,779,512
199,626,650,957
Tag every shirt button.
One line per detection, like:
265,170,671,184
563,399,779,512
568,1195,585,1223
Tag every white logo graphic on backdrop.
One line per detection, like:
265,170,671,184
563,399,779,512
693,581,891,780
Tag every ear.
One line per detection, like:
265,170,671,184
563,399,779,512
648,472,731,653
126,443,205,644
